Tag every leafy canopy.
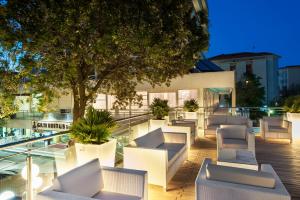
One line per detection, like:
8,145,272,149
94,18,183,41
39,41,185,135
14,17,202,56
236,73,265,107
70,106,116,144
284,95,300,113
0,0,209,120
183,99,199,112
149,98,170,120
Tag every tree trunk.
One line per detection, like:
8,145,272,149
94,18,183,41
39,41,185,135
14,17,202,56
72,85,88,122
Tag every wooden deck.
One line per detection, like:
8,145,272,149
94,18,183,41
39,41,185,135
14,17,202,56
148,137,300,200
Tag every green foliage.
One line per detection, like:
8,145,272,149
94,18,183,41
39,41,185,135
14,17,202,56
0,0,209,120
284,95,300,113
149,98,170,120
183,99,199,112
70,107,116,144
236,73,265,107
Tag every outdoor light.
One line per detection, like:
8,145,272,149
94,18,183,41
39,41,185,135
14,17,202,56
0,191,15,200
32,177,43,189
21,163,40,179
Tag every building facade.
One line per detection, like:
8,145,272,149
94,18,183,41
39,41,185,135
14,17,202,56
278,65,300,92
209,52,280,104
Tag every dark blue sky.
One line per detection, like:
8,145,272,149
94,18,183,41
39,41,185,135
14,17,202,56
205,0,300,67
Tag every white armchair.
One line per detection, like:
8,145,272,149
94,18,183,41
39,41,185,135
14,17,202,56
217,125,255,157
37,159,148,200
260,117,292,143
123,128,188,190
196,158,291,200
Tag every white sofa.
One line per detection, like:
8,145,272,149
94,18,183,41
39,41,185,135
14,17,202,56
205,115,252,137
123,128,188,190
260,117,292,143
196,158,291,200
171,119,197,141
37,159,148,200
217,125,255,157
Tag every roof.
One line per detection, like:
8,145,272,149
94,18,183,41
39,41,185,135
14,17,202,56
209,52,279,61
190,59,223,73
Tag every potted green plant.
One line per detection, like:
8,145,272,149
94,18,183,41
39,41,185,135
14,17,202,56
183,99,199,119
70,106,117,167
149,98,170,130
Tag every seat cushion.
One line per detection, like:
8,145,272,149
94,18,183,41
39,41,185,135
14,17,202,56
269,126,288,133
226,116,247,125
219,125,247,140
222,139,247,149
134,128,164,148
157,143,186,167
52,159,102,197
93,191,141,200
206,163,276,188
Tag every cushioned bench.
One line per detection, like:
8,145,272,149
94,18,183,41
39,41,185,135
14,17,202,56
205,115,252,137
123,128,188,190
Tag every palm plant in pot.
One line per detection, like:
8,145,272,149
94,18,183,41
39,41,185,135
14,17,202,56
284,95,300,121
70,106,117,167
149,98,170,130
183,99,199,119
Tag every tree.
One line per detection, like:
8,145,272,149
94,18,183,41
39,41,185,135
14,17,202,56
0,0,209,121
236,73,265,107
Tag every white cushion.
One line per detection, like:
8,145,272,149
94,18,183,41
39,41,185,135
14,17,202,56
208,115,227,125
220,125,247,139
93,191,141,200
134,128,165,148
206,163,276,188
52,159,102,197
222,139,248,149
226,116,247,125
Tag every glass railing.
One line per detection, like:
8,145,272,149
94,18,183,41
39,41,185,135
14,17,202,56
0,113,152,199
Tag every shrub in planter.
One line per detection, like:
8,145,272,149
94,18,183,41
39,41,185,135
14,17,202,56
284,95,300,113
70,106,117,167
70,107,116,144
183,99,199,112
149,98,170,120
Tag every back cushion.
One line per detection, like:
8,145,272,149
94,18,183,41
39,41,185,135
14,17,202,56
52,159,102,197
226,116,247,125
134,128,165,148
208,115,227,125
206,163,275,188
264,117,282,126
220,125,247,139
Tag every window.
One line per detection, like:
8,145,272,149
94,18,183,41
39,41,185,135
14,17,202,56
230,64,236,71
246,63,253,74
178,90,198,106
149,93,177,107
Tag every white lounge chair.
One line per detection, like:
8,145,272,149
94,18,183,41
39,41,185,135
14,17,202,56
37,159,148,200
123,128,188,190
217,125,255,158
195,158,291,200
260,117,292,143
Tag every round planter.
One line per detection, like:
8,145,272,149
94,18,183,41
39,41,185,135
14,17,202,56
75,139,117,167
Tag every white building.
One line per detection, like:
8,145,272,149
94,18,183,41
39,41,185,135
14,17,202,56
209,52,280,104
278,65,300,92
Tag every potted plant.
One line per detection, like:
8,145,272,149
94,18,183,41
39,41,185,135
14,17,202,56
183,99,199,119
149,98,170,130
284,95,300,121
70,106,117,167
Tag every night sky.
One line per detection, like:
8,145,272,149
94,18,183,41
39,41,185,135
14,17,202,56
205,0,300,67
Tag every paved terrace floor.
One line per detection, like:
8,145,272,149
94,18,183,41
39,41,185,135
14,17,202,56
148,137,300,200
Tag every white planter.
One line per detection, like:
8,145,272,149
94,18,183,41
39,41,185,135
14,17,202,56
286,112,300,121
184,112,198,120
75,139,117,167
286,112,300,140
149,119,167,131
